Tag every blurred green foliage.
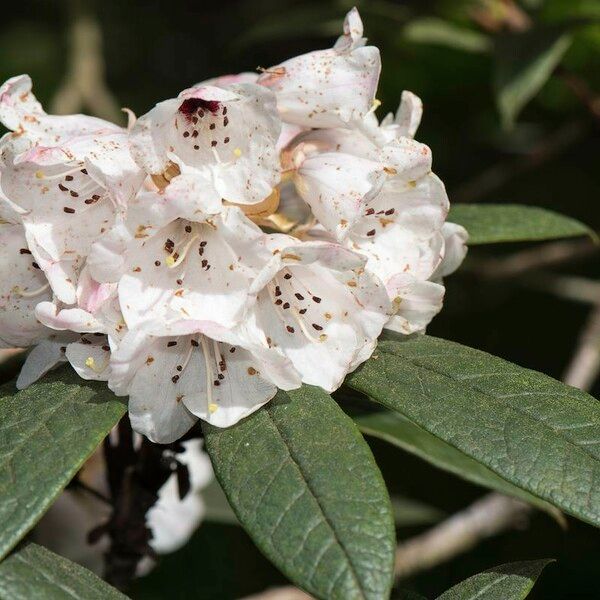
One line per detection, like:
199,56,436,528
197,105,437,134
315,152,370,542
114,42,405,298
2,0,599,598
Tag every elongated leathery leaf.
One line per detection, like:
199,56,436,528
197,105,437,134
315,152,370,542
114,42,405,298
0,543,126,599
355,411,560,518
436,559,553,600
0,366,126,560
494,27,571,128
203,386,395,600
346,333,600,527
449,204,592,245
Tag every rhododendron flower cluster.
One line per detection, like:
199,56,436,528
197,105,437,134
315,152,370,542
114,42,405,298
0,8,466,443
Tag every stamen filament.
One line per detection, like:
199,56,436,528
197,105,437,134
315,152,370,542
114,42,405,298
167,234,199,268
14,283,50,298
35,165,84,180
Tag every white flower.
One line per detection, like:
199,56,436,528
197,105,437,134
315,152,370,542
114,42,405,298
226,236,391,391
0,76,144,304
0,11,467,443
81,195,300,439
0,75,121,159
257,8,381,128
282,92,460,334
107,329,294,443
130,83,281,208
88,192,273,333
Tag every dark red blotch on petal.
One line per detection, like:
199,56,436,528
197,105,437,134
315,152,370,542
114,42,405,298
178,98,221,118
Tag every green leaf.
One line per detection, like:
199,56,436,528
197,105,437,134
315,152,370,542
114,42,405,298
494,28,572,128
449,203,593,244
355,411,561,518
346,333,600,528
436,559,553,600
403,18,492,53
203,387,395,600
0,543,126,599
0,366,126,560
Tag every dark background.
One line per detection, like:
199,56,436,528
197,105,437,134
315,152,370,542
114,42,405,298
2,0,599,598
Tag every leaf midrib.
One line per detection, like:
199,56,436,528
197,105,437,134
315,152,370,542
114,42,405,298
264,408,367,600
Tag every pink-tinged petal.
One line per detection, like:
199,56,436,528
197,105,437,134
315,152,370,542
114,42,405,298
258,45,380,129
128,97,181,175
351,174,449,241
180,337,277,428
0,75,121,159
0,223,51,347
385,276,445,335
276,122,305,153
0,75,44,131
76,267,115,313
195,320,302,391
0,130,142,302
236,238,390,392
294,127,432,180
164,163,223,218
0,183,24,224
355,225,444,288
35,301,105,333
258,9,379,128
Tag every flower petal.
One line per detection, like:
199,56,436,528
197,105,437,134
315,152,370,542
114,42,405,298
293,150,386,240
0,223,51,347
432,222,469,280
258,10,380,128
16,335,73,389
131,84,281,206
109,331,198,443
385,276,445,335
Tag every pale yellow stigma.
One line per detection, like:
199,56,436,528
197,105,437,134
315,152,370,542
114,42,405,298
165,255,176,267
208,403,218,414
35,170,45,179
85,357,96,368
233,147,242,158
